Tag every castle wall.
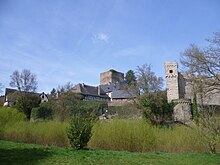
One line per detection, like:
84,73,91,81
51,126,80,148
173,99,192,124
178,73,185,99
100,70,124,85
164,62,179,103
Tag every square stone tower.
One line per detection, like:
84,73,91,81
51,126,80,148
100,69,124,85
164,62,179,103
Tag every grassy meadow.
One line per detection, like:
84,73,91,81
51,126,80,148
0,140,220,165
0,107,219,154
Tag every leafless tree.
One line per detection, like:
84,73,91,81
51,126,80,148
10,69,37,92
9,69,38,119
197,106,220,153
181,31,220,153
57,81,73,94
180,31,220,95
136,64,163,94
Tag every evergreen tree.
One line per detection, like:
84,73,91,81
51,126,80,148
125,70,136,86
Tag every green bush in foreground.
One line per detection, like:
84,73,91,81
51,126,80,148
0,107,26,137
67,114,96,149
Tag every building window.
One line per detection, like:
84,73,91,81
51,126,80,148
169,70,173,74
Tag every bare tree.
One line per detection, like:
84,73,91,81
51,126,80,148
197,106,220,153
57,81,73,94
181,31,220,153
180,31,220,95
136,64,163,94
9,69,38,120
10,69,37,92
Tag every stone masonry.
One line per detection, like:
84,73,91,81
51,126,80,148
164,62,192,123
100,70,124,85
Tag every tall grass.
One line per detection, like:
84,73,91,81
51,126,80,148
1,107,219,153
0,107,69,147
89,120,220,153
89,120,156,152
3,121,69,147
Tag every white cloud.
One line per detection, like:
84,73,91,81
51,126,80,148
93,32,110,43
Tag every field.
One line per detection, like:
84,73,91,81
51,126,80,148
0,140,220,165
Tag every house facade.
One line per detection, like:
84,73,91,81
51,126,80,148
3,88,48,106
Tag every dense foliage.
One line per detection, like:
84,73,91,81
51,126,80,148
67,114,97,150
16,94,41,119
138,91,174,125
31,102,54,121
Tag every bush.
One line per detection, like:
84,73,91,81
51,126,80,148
16,94,41,120
69,101,108,117
108,105,142,119
31,102,54,121
67,114,97,150
0,107,26,137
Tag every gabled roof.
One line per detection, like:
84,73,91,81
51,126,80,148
111,90,136,99
72,83,109,98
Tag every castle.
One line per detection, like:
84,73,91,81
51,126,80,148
71,69,135,106
164,61,220,123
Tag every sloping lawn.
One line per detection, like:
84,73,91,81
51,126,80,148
0,140,219,165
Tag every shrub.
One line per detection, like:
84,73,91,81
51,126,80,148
0,107,26,137
31,102,54,121
69,101,108,117
67,114,97,150
16,94,41,120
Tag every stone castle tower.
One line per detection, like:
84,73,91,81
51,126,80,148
100,70,124,85
164,62,180,102
164,62,192,123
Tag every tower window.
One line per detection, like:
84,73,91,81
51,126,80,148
169,70,173,73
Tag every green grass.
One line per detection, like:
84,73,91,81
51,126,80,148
0,140,219,165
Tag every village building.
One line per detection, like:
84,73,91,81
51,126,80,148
3,88,48,106
71,69,136,106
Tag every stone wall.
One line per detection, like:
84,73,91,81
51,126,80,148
108,99,134,107
164,62,179,103
173,99,192,124
100,70,124,85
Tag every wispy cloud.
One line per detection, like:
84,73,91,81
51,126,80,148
92,32,110,43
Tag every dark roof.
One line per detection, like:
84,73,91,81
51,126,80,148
111,90,136,99
5,88,40,96
5,88,17,96
99,81,127,93
72,84,109,98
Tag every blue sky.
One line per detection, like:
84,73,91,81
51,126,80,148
0,0,219,94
